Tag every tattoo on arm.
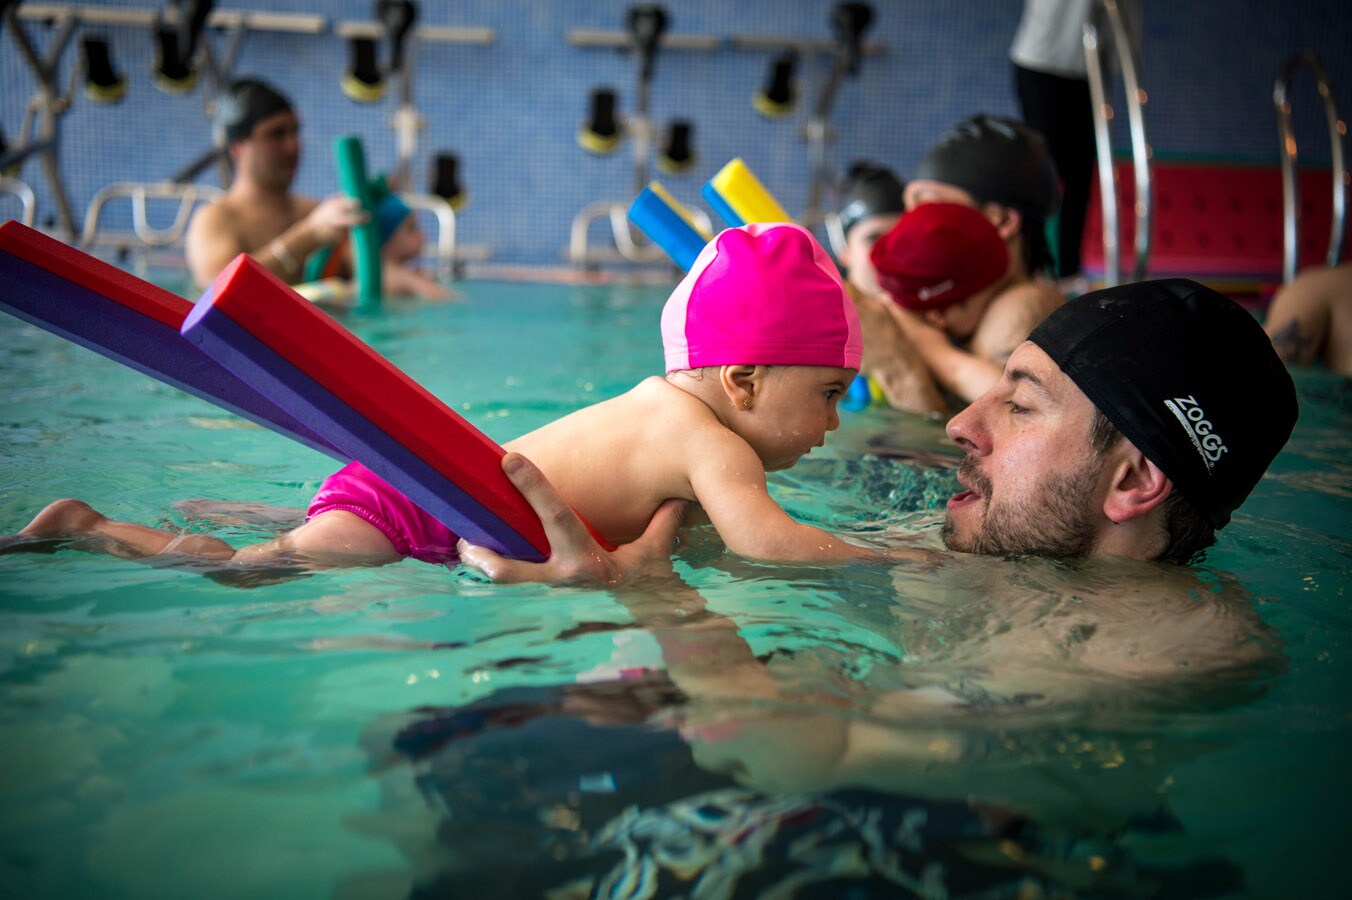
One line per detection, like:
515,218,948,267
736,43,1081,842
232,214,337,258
1269,319,1317,363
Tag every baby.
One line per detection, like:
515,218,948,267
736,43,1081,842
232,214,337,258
300,176,451,303
13,223,915,571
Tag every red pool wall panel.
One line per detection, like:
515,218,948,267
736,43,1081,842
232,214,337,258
1080,161,1350,290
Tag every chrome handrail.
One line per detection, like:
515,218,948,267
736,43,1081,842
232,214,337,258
4,3,80,237
567,198,713,266
568,201,663,265
0,177,38,226
79,182,223,249
401,192,458,280
1084,0,1152,286
1274,49,1348,284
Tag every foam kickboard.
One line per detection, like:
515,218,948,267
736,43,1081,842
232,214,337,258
0,221,343,459
182,256,551,560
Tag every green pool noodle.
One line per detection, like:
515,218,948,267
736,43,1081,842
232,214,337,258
334,134,383,311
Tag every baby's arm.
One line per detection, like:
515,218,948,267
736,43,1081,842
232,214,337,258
889,307,1002,403
686,431,924,564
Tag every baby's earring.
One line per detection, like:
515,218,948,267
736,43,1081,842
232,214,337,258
742,397,753,410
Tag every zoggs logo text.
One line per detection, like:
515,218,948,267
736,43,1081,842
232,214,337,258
1164,395,1228,470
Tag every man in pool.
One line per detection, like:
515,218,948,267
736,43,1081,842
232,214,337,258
184,78,366,289
459,277,1299,583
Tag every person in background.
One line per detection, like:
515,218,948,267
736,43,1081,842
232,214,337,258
1009,0,1103,294
1016,0,1141,293
828,161,948,415
296,176,451,303
830,161,906,298
881,114,1066,409
1264,262,1352,376
184,78,365,290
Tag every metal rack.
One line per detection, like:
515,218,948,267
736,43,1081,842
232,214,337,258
8,3,327,251
565,10,719,268
731,8,885,229
335,14,497,273
334,18,494,191
4,2,85,236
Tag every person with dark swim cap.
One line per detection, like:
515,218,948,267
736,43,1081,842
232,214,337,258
943,278,1297,563
215,78,293,144
910,114,1061,275
830,161,906,298
456,278,1298,585
185,77,367,289
871,113,1066,412
825,162,949,415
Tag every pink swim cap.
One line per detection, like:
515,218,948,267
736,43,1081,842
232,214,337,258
662,222,862,373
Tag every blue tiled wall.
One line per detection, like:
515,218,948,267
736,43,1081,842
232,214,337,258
2,0,1348,267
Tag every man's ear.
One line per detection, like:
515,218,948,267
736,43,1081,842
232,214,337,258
719,365,761,409
984,203,1022,242
1103,448,1172,524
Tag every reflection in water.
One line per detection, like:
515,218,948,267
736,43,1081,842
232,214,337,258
368,672,1252,898
364,544,1280,898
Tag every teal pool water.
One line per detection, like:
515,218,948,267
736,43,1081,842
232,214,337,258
0,279,1347,898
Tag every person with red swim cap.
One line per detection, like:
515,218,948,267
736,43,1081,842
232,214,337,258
871,114,1068,412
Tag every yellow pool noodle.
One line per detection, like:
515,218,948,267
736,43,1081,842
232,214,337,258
706,158,792,225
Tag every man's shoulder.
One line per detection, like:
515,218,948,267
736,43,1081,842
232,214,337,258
991,277,1065,319
190,194,237,226
971,278,1065,355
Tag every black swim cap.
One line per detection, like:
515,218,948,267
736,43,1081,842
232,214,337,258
1029,279,1298,529
218,78,293,143
837,161,905,237
913,114,1059,222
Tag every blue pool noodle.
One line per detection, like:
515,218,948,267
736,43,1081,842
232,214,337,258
627,186,708,271
700,181,745,228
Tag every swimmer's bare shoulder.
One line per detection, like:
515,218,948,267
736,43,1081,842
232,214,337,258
879,560,1279,721
1001,563,1277,683
971,278,1065,363
505,377,716,542
185,198,246,287
185,195,237,243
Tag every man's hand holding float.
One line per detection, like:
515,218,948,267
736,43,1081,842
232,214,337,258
457,453,687,585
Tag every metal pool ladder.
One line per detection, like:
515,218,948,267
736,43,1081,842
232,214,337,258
1084,0,1152,287
1274,49,1348,284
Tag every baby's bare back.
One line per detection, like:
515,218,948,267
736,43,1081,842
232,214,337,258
504,377,713,543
